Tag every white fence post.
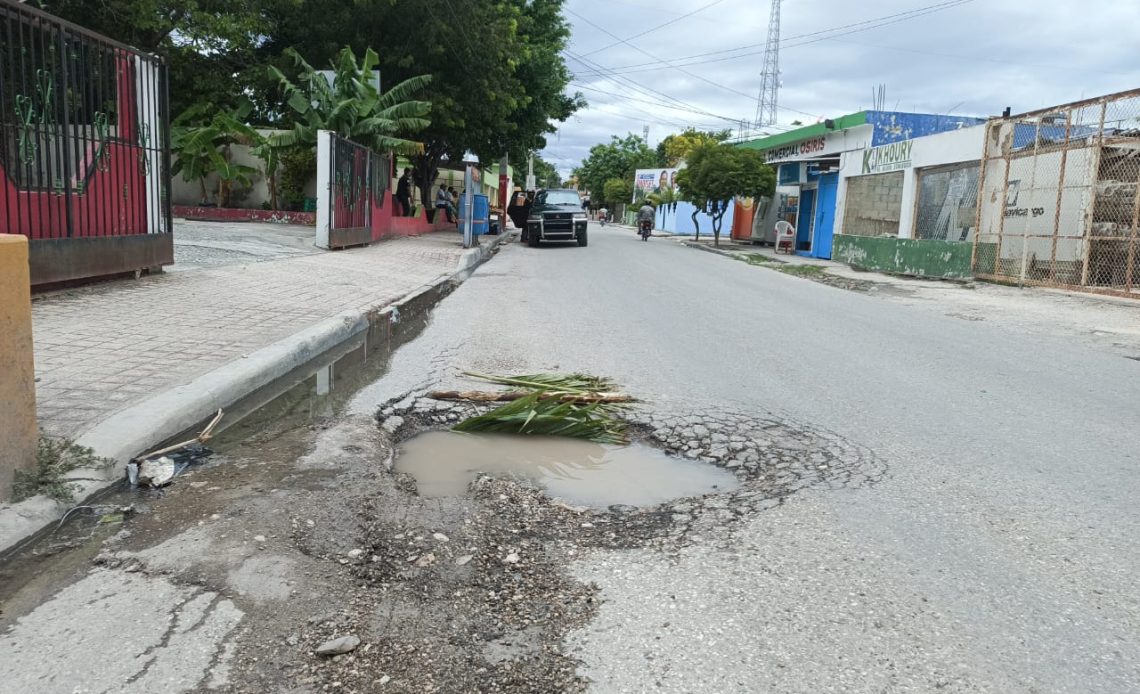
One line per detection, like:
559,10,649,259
315,130,333,249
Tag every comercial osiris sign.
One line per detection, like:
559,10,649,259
764,137,826,163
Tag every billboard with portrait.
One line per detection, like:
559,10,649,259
632,168,680,202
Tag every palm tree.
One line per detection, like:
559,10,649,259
268,46,432,155
647,186,679,231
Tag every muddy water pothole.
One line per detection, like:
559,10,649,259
395,431,739,508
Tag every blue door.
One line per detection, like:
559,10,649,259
796,189,814,253
812,173,839,259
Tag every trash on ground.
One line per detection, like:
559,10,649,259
315,635,361,656
137,456,176,487
448,372,633,444
128,409,224,489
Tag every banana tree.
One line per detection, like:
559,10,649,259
171,103,261,207
267,46,432,155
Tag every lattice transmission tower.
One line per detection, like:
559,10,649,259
754,0,782,128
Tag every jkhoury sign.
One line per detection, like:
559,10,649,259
862,140,913,174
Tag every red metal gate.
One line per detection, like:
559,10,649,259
0,0,171,285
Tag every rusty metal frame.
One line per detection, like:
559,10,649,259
972,90,1140,298
1079,102,1108,287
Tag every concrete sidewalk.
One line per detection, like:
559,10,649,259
33,231,469,440
4,228,507,552
678,236,1140,359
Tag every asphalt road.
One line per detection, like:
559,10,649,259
353,223,1140,692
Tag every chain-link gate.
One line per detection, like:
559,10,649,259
972,89,1140,297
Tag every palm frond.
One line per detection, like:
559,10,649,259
375,74,433,109
462,372,618,395
452,392,628,445
373,100,432,122
367,135,426,156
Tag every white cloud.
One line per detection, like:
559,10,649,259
547,0,1140,177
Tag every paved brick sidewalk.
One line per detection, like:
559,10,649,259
32,231,468,439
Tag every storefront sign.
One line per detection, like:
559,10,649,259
765,137,826,164
862,140,913,174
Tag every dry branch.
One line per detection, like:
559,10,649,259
428,390,632,404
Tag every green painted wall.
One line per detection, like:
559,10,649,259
832,235,974,279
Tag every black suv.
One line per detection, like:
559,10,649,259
524,189,588,247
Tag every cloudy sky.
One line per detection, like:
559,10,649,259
541,0,1140,177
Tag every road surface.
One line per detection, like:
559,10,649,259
355,223,1140,693
4,222,1139,693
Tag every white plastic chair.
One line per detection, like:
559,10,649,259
774,220,795,254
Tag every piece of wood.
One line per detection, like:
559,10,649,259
134,408,224,461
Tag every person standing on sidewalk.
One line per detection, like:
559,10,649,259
396,168,414,217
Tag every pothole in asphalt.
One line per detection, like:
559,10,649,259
395,430,739,508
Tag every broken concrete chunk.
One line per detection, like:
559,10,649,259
315,635,361,656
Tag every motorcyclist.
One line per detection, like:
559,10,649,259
636,200,655,231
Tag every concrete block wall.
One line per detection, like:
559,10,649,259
0,235,38,499
842,171,904,236
833,234,973,279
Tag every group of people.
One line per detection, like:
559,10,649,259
393,167,460,224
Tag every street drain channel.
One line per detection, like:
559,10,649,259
395,430,739,508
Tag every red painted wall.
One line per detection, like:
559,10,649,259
369,159,454,240
0,52,150,241
731,198,756,241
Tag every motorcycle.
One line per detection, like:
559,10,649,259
639,219,652,241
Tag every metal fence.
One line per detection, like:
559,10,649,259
972,89,1140,296
0,0,170,241
323,132,388,249
0,0,171,284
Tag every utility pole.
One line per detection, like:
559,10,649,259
754,0,782,128
526,153,535,191
499,153,509,229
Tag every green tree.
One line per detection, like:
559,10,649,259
268,46,432,154
573,134,657,202
602,178,633,206
675,144,775,247
171,102,261,207
531,156,562,188
265,0,581,211
656,128,732,167
30,0,276,114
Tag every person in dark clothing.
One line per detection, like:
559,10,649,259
395,167,413,216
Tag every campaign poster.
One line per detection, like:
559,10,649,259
632,168,680,202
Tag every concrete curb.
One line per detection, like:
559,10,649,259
0,231,515,557
679,240,789,263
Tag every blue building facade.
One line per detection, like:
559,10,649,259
740,111,983,258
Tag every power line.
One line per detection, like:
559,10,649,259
574,0,976,77
566,6,821,119
580,0,729,58
570,81,750,125
565,49,744,126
